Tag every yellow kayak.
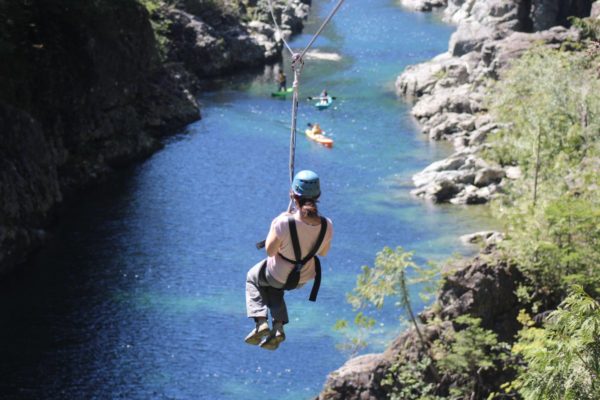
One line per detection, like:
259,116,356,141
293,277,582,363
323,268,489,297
305,129,334,148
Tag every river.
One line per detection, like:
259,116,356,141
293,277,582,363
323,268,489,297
0,1,495,399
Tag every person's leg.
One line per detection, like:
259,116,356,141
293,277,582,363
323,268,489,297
245,261,270,344
246,261,269,319
265,286,289,325
260,274,288,350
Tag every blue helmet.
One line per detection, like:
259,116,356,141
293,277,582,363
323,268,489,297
291,170,321,199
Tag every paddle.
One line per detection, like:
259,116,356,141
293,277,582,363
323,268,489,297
307,96,337,100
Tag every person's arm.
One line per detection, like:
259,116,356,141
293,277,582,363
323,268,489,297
265,213,290,257
318,219,333,256
318,240,331,256
265,226,282,257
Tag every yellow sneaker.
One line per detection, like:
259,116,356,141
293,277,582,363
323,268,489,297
259,327,285,351
244,321,270,345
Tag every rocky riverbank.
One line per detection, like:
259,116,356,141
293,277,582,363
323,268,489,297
396,0,595,205
0,0,310,275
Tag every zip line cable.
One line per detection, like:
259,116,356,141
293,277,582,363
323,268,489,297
255,0,345,249
267,0,346,211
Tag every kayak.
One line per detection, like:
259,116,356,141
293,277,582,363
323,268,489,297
271,88,293,97
305,129,334,148
315,96,333,110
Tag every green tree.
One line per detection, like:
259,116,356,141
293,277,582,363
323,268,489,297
486,46,600,306
509,286,600,400
335,247,439,370
432,315,507,400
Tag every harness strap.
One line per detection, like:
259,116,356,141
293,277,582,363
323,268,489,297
309,257,321,302
280,216,327,301
288,218,302,268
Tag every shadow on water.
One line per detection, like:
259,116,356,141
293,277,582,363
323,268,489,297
0,1,496,399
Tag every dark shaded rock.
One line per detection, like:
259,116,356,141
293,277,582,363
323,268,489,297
438,254,524,342
0,104,61,273
165,8,269,77
0,0,197,274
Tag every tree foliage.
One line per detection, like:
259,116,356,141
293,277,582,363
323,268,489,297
486,46,600,306
509,286,600,400
338,248,507,399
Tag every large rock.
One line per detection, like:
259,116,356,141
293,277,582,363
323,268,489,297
411,152,504,204
396,53,453,98
438,254,524,341
412,84,476,118
166,8,269,77
481,26,582,76
449,21,495,56
445,0,531,31
400,0,447,11
593,1,600,18
474,167,505,186
460,230,505,246
317,354,391,400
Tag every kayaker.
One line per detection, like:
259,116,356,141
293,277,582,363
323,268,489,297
277,70,287,92
319,89,328,104
313,123,323,135
245,170,334,350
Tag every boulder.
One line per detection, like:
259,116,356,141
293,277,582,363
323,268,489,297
449,21,495,56
317,354,391,400
481,27,581,76
425,112,476,140
505,165,522,180
399,0,447,11
411,170,476,202
412,85,474,119
593,1,600,18
396,53,452,98
474,167,505,186
438,254,524,341
460,230,505,245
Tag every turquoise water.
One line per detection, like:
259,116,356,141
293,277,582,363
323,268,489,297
0,1,495,399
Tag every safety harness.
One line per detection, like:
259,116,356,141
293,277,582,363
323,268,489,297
279,216,327,302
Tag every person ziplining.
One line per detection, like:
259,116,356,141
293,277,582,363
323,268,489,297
245,171,333,350
243,0,345,350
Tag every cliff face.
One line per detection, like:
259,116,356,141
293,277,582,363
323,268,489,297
0,0,310,275
0,0,197,273
164,0,311,76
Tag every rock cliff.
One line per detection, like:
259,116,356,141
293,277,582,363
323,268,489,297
396,0,595,205
0,0,310,275
318,253,524,399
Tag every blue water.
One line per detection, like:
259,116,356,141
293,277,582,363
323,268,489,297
0,1,494,399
